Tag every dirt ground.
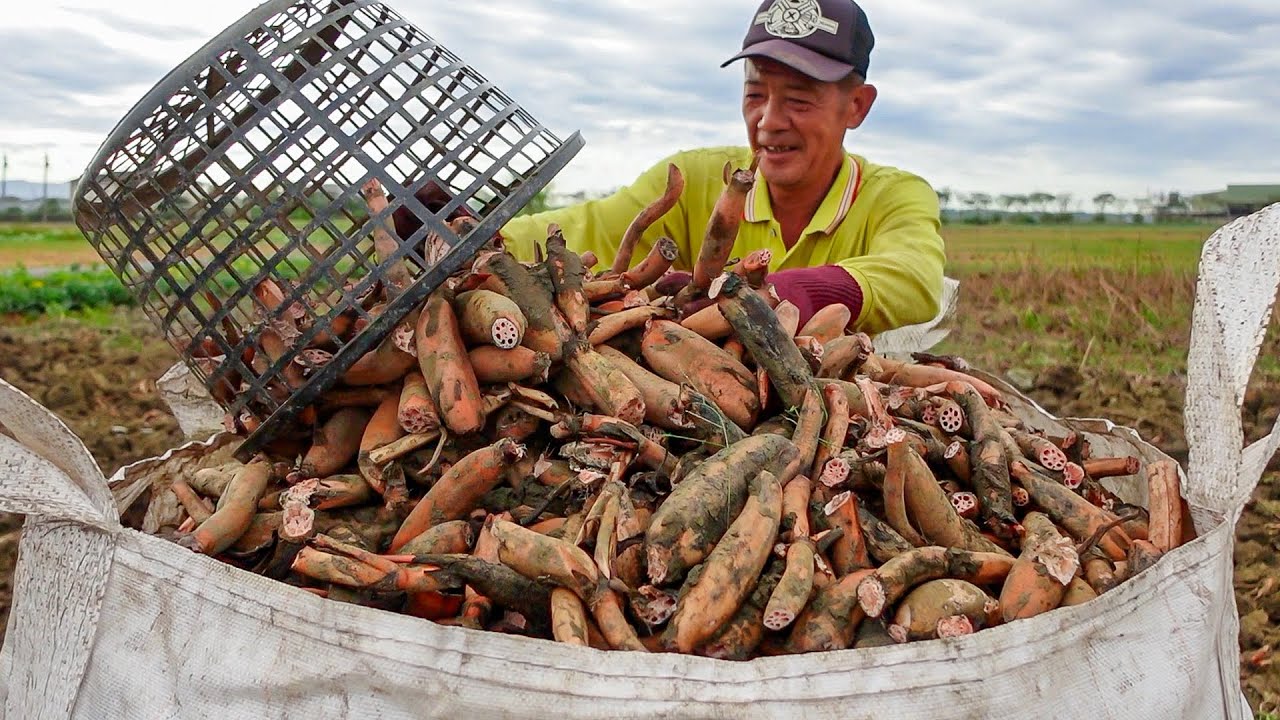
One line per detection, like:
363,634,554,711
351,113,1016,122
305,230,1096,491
0,307,1275,713
0,310,186,637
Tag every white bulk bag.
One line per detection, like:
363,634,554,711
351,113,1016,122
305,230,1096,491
2,206,1277,719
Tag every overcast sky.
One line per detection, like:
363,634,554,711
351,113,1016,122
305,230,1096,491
3,0,1278,208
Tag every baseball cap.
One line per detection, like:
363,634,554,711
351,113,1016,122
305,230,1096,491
721,0,875,83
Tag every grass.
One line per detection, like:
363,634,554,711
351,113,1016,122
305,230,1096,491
0,216,363,272
0,223,103,268
932,267,1206,377
941,223,1212,274
0,223,88,247
3,219,1214,263
0,220,379,314
0,265,133,314
931,222,1230,380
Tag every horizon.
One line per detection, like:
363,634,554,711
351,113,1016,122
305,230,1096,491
0,174,1242,212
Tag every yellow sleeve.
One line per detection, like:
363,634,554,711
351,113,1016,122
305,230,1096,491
498,154,695,268
836,175,946,335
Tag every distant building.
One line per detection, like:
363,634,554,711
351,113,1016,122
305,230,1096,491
1190,185,1280,220
0,197,50,213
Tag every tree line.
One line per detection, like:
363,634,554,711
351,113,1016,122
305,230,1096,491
0,186,1202,227
934,188,1198,224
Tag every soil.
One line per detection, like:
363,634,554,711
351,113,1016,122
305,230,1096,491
0,307,1275,713
0,309,185,637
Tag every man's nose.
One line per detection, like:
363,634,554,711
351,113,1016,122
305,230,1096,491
757,98,788,132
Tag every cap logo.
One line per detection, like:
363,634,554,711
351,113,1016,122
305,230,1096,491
754,0,839,39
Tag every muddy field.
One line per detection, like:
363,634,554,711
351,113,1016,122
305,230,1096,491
0,311,185,637
0,303,1276,713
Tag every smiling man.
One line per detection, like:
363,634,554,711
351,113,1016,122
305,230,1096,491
499,0,945,335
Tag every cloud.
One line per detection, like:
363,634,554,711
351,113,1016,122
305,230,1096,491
64,7,203,39
0,28,171,135
0,29,168,96
1,0,1277,201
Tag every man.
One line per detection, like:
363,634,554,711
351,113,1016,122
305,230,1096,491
498,0,944,335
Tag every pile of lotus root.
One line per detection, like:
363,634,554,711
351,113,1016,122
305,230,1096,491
138,163,1189,658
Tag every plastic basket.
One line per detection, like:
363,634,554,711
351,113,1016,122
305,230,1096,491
71,0,582,460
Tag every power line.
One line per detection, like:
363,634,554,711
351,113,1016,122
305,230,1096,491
41,152,50,221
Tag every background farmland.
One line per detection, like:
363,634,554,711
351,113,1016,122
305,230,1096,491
0,219,1276,715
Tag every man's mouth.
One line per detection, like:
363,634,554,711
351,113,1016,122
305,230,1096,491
759,145,798,156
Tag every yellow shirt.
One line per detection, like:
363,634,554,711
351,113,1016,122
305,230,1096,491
499,146,945,335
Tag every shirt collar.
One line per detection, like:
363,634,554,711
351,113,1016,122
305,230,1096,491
743,154,862,236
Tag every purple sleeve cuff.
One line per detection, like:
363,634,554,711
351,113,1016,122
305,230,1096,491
765,265,863,329
652,270,692,297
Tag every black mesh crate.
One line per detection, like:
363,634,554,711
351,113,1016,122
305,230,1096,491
72,0,582,460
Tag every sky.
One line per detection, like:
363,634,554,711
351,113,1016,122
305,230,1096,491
2,0,1278,209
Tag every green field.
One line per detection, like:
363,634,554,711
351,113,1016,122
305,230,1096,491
0,217,1260,431
0,223,105,268
0,218,361,276
0,220,1216,267
0,219,1251,383
934,222,1236,376
941,223,1210,273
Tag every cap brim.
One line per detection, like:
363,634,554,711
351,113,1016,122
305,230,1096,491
721,38,854,83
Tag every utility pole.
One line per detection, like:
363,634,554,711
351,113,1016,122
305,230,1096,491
41,152,49,222
1,153,7,198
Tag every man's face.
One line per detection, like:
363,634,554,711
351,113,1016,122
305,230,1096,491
741,58,876,192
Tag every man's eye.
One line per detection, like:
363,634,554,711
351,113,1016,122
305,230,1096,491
744,93,764,101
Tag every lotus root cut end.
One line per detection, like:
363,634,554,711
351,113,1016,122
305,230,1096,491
950,491,979,519
1062,463,1085,489
1011,486,1030,507
393,323,417,355
936,615,975,639
501,439,527,460
399,409,437,435
938,404,964,433
492,318,522,349
634,591,677,626
296,349,334,370
281,502,316,541
1040,446,1068,471
763,610,794,631
657,237,679,261
858,577,887,617
819,458,851,488
618,398,647,427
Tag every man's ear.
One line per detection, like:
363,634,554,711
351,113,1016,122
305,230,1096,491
846,83,878,130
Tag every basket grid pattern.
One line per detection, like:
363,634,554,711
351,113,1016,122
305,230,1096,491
73,0,580,456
